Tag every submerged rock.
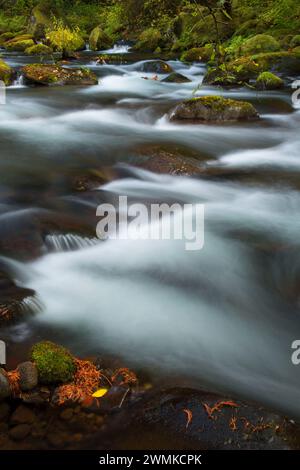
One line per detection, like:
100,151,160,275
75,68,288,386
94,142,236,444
161,72,191,83
170,96,259,123
139,60,173,74
137,146,203,176
255,71,284,90
22,64,98,86
89,26,113,51
31,341,76,385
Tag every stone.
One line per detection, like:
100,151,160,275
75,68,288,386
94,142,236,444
22,64,98,87
170,96,259,123
161,73,191,83
0,369,10,400
17,361,38,391
0,402,10,421
10,405,36,425
139,60,173,74
9,424,31,441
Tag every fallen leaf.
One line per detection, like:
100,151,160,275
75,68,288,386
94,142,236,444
92,388,109,398
183,408,193,429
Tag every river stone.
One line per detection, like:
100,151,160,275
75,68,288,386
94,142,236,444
9,424,31,441
17,361,38,391
10,405,36,425
22,64,98,87
0,369,10,400
170,96,259,122
161,73,191,83
139,60,173,74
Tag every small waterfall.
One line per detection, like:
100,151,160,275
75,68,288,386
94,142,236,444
85,42,91,51
12,73,25,88
45,234,100,253
104,44,131,54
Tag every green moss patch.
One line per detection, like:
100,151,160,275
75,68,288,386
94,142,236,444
31,341,76,384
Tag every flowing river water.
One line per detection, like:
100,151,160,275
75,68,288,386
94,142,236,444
1,47,300,418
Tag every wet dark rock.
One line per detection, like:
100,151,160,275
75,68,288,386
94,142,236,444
9,424,31,441
138,150,202,176
60,408,74,421
17,362,38,391
95,388,300,450
22,64,98,87
11,405,36,425
139,60,173,74
161,73,191,83
0,402,10,421
170,96,259,123
0,370,10,400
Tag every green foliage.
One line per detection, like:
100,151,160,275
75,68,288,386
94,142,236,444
46,19,85,51
290,35,300,48
31,341,76,384
133,28,162,52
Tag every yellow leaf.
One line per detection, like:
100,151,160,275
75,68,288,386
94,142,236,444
92,388,108,398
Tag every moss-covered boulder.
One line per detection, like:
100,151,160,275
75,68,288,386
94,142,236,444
251,51,300,75
241,34,280,56
0,59,14,85
170,96,259,122
5,39,35,52
255,72,284,90
132,28,162,53
203,68,243,87
290,35,300,48
31,341,76,384
161,72,191,83
181,46,213,63
22,64,98,87
89,26,113,51
25,44,53,55
0,32,14,46
29,3,53,40
227,57,262,81
139,60,173,74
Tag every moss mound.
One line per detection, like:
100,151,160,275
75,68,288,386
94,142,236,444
31,341,76,384
133,28,162,52
5,39,35,52
170,95,259,122
251,51,300,74
0,59,14,86
181,46,213,63
22,64,98,87
290,35,300,48
241,34,280,56
255,71,284,90
89,26,113,51
25,44,53,55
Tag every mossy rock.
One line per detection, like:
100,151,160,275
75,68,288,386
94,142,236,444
25,44,53,55
202,68,240,87
5,34,33,44
139,60,173,74
161,73,191,83
226,57,262,81
89,26,113,51
31,341,76,384
181,46,213,63
29,3,53,40
22,64,98,87
0,32,15,46
132,28,162,53
251,51,300,75
293,46,300,53
0,59,14,86
290,35,300,48
241,34,280,56
255,72,284,90
170,95,259,122
5,39,35,52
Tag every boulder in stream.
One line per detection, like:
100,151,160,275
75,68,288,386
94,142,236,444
255,71,284,90
170,96,259,123
0,59,14,86
89,26,113,51
161,72,191,83
139,60,173,74
22,64,98,86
